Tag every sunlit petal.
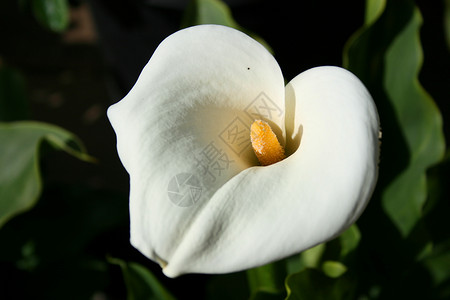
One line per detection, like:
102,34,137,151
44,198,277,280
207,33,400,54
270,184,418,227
108,25,285,276
108,25,379,278
161,66,379,277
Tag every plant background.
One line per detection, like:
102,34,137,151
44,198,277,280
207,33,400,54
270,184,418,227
0,0,449,299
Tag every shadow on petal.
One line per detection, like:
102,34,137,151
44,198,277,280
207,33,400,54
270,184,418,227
285,83,303,157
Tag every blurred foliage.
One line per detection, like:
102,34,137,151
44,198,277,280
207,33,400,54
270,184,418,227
247,261,286,299
109,257,177,300
30,0,70,32
365,0,386,26
342,0,448,299
345,0,445,238
0,60,93,229
0,121,93,229
182,0,273,53
0,0,448,299
0,184,129,299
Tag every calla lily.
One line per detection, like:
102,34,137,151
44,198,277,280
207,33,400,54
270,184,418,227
108,24,380,278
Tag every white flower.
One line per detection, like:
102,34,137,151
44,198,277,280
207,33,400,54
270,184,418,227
107,24,380,278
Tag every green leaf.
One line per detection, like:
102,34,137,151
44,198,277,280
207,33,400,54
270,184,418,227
422,241,450,287
299,243,325,269
109,257,176,300
285,254,303,276
284,243,326,277
421,154,450,289
321,261,347,278
31,0,69,32
0,121,92,228
344,0,445,237
0,65,29,121
247,261,286,300
381,5,445,237
338,224,361,258
181,0,273,53
365,0,386,26
182,0,239,29
285,269,354,300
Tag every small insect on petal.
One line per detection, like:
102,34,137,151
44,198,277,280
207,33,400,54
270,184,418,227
250,120,285,166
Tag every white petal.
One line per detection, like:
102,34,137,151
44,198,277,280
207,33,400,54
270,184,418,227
160,66,380,277
107,25,285,276
108,24,379,277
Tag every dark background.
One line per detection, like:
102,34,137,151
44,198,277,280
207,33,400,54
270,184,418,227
0,0,448,299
